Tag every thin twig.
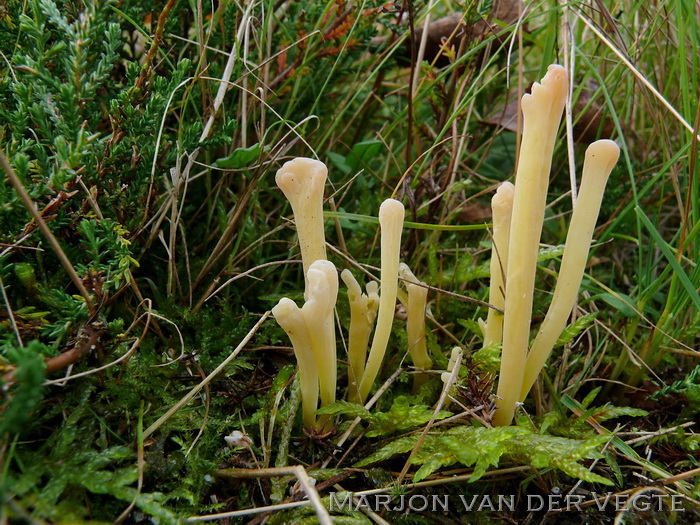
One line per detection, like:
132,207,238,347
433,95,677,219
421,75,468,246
202,260,300,304
0,275,22,347
1,151,94,313
189,466,531,521
412,0,435,94
133,0,178,93
322,367,404,469
115,402,146,524
187,500,307,522
624,421,695,446
43,299,153,385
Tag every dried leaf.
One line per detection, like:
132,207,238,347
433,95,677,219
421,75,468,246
375,1,524,66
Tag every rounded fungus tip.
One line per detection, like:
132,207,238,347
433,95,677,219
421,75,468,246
379,198,405,222
584,140,620,175
341,268,362,298
309,259,338,290
366,280,379,296
275,157,327,193
272,297,296,320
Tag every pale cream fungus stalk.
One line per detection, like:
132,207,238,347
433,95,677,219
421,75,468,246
271,298,319,429
301,260,339,424
358,198,405,402
519,140,619,401
493,65,568,427
341,270,379,403
399,263,432,392
483,182,515,347
275,158,328,297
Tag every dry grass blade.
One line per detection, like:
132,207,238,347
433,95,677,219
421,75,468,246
192,466,332,524
114,403,146,524
574,8,700,143
0,274,22,347
322,366,404,469
397,350,463,483
189,465,532,522
142,311,270,439
186,500,309,522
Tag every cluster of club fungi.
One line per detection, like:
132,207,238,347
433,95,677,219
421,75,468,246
272,64,620,431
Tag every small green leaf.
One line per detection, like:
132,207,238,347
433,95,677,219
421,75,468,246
471,344,501,374
591,292,638,318
215,143,263,168
649,364,700,411
13,307,51,320
538,244,566,262
326,151,351,174
316,400,377,425
345,140,382,173
354,434,419,467
555,460,613,485
457,318,482,337
581,387,602,409
368,396,451,437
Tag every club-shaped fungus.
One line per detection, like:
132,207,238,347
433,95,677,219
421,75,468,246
483,182,515,347
358,198,405,402
519,140,619,401
275,158,328,297
399,263,432,392
493,65,568,427
341,269,379,403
